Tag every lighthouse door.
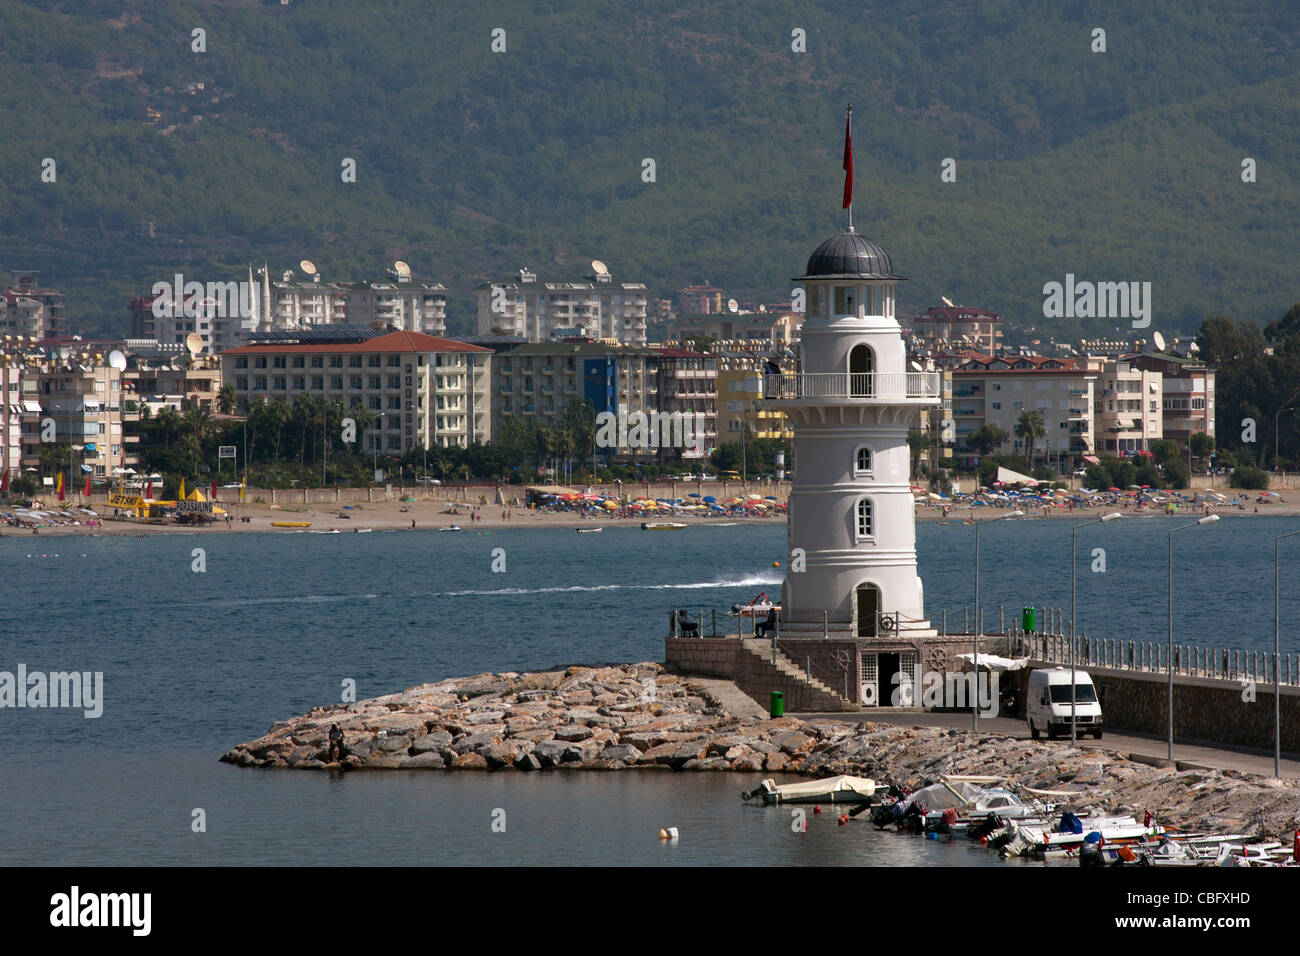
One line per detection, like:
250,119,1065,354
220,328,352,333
856,583,880,637
861,653,878,706
849,344,874,397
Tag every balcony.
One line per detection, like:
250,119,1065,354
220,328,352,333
763,372,940,402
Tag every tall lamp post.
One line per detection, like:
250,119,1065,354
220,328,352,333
1070,512,1123,744
973,508,1023,730
1168,514,1219,760
372,412,385,482
1275,529,1300,777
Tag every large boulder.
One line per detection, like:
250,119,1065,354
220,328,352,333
450,752,490,770
600,744,642,765
533,740,571,768
400,752,446,769
410,730,453,754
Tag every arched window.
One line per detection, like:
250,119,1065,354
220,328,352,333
856,497,873,538
849,344,874,396
855,446,872,474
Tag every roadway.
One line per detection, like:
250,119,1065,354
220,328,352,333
797,709,1300,779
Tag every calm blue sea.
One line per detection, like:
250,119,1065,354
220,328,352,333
2,514,1297,865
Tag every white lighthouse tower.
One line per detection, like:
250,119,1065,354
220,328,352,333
764,229,940,643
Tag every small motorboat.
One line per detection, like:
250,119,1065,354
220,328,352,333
575,527,603,534
641,522,686,530
743,775,880,805
729,592,781,617
440,525,462,533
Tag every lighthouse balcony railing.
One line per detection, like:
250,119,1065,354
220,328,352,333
763,372,940,401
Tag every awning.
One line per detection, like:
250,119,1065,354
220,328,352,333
22,400,41,413
995,466,1038,486
1082,455,1100,464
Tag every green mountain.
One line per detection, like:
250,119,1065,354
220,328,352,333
0,0,1296,340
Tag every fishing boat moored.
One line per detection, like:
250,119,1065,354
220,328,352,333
742,774,880,805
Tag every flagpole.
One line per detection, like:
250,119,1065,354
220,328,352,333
846,103,853,233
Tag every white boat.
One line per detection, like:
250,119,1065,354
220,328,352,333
641,522,686,530
575,527,603,534
744,775,880,805
729,592,781,617
439,525,462,533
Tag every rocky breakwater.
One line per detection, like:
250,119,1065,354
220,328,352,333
221,663,819,774
222,662,1300,840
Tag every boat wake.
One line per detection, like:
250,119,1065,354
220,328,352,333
436,573,783,598
203,593,380,607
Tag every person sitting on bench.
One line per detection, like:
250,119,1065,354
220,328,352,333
677,609,699,638
755,607,778,638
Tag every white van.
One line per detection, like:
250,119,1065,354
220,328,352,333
1026,667,1103,740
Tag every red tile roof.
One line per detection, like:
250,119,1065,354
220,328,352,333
220,330,491,356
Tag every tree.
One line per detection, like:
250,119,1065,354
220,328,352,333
966,423,1009,456
155,406,182,449
217,384,237,415
1149,439,1178,465
1189,432,1215,460
906,429,927,479
1014,410,1047,464
1162,456,1190,488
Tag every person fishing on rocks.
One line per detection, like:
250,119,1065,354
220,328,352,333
328,723,346,761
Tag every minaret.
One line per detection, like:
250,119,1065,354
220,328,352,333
764,230,939,639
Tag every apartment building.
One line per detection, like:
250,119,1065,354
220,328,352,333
475,266,648,345
675,285,726,315
653,348,718,462
222,329,490,453
715,351,792,443
345,278,447,335
487,341,657,457
4,354,139,479
1128,352,1215,449
263,276,349,329
952,354,1098,468
1,291,47,337
123,343,224,414
1087,357,1163,455
911,305,1002,353
4,273,64,338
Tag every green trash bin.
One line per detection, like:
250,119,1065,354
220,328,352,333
1022,607,1036,632
769,691,784,718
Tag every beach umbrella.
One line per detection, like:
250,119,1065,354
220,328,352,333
765,496,777,501
689,492,701,498
703,495,718,502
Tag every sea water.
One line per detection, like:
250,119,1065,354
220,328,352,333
1,515,1295,865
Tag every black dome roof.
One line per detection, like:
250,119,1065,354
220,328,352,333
798,231,904,281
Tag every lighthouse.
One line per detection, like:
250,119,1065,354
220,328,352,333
763,229,940,658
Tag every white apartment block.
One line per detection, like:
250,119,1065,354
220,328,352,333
345,279,447,335
223,330,490,452
475,267,648,345
1088,357,1163,455
952,356,1098,465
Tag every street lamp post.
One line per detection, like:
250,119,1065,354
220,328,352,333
373,413,385,481
1168,514,1219,761
1275,530,1300,777
1071,512,1123,745
973,508,1023,730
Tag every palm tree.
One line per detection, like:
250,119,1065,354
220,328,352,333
216,384,237,415
182,406,213,443
156,406,182,449
1015,410,1047,465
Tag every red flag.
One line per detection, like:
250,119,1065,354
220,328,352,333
841,110,853,209
212,478,218,501
146,479,153,499
57,471,65,501
1,469,8,493
83,476,91,498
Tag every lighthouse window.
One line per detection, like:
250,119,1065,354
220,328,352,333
808,286,824,317
857,498,873,538
834,287,856,316
855,446,872,474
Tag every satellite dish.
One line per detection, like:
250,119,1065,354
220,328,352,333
1188,341,1199,353
909,360,923,372
941,296,955,308
591,260,609,276
393,260,411,279
299,259,317,276
1153,331,1167,351
108,349,127,371
727,298,739,313
185,333,204,356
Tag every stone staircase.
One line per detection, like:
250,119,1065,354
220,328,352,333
737,638,856,712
